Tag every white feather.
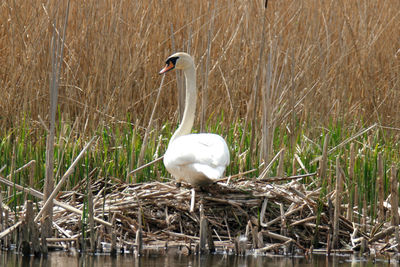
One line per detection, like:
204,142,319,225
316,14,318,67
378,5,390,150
164,133,230,185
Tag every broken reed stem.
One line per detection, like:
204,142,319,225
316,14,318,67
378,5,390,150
318,133,330,186
369,226,395,243
390,165,400,252
377,152,385,223
248,6,267,169
199,203,208,254
21,200,40,256
349,143,357,222
391,165,399,226
277,148,285,177
347,143,355,221
137,75,165,168
42,2,71,249
0,221,22,240
328,124,377,155
258,148,285,180
88,182,95,253
128,156,163,176
35,136,95,223
362,196,367,233
332,157,342,249
261,172,317,182
135,207,143,256
200,2,214,132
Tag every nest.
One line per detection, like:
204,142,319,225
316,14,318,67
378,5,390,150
3,172,396,256
52,176,361,255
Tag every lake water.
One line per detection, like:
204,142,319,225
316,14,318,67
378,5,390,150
0,252,392,266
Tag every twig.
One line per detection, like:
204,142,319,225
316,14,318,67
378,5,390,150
259,172,317,182
35,136,96,223
0,221,22,239
128,156,164,176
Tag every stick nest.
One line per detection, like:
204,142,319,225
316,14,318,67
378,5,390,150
52,177,367,254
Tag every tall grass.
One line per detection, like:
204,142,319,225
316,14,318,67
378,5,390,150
1,1,400,217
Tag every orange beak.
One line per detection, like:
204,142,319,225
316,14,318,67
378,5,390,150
159,61,175,74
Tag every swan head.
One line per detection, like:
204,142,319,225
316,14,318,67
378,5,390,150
159,52,194,74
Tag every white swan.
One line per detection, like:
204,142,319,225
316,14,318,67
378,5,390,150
159,52,230,187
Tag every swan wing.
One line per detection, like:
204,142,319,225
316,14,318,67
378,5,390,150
164,133,230,179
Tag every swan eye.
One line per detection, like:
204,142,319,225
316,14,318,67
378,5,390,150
167,56,179,66
159,56,179,74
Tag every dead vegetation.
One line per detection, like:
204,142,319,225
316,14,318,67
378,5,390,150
0,169,399,257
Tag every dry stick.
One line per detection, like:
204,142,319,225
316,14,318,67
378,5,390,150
127,124,137,183
0,175,111,227
170,24,184,121
311,124,378,165
135,207,143,256
190,188,196,213
262,230,293,242
332,157,342,249
345,143,353,221
362,195,367,233
257,148,285,180
200,2,214,132
137,75,165,169
330,124,377,155
294,153,308,174
251,223,259,249
8,142,16,201
277,148,285,178
259,198,268,227
255,240,292,253
369,226,395,243
128,156,163,176
199,203,208,254
289,216,317,227
377,153,385,223
248,5,267,168
214,168,258,183
318,133,330,187
0,221,22,239
263,204,306,228
6,160,36,178
390,165,400,252
35,136,95,223
4,209,9,248
261,46,273,165
349,143,356,222
260,172,317,182
88,182,95,253
42,2,71,252
279,203,287,237
391,165,399,226
21,200,35,256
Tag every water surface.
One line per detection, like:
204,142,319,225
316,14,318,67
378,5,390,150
0,252,389,267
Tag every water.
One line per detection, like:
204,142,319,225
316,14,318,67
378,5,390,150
0,252,390,267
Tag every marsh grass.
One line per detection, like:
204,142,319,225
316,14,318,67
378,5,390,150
1,1,400,224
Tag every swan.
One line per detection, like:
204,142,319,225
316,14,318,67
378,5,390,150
159,52,230,187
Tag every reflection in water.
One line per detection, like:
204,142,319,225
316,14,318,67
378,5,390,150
0,251,390,267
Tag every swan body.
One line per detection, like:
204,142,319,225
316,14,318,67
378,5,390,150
160,52,230,186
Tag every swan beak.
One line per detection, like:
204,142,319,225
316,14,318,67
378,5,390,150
159,62,175,74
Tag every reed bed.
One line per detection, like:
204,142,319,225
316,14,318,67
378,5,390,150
1,0,400,258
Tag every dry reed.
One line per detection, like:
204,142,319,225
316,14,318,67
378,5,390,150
1,1,400,136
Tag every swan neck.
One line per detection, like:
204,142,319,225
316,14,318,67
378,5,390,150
170,65,196,143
